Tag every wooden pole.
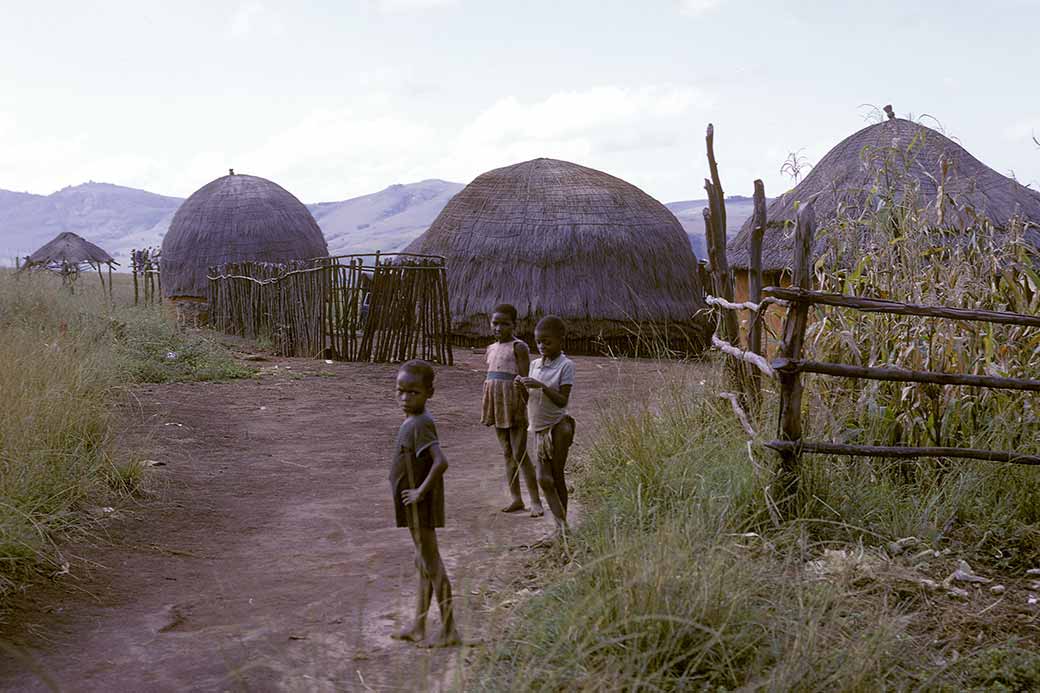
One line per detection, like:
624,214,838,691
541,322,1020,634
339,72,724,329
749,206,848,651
766,440,1040,466
703,122,745,401
774,201,816,515
746,178,767,415
132,251,139,305
773,357,1040,392
762,286,1040,328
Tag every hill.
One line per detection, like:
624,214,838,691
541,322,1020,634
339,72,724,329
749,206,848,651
0,179,757,266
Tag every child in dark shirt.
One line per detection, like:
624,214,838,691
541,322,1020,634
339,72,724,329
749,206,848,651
389,359,461,648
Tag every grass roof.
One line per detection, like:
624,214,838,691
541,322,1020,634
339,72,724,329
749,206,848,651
728,117,1040,271
161,173,328,298
404,158,708,342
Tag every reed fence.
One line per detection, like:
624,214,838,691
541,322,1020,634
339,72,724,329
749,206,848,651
207,252,453,364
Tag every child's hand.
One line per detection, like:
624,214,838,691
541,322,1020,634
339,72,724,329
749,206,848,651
518,377,542,389
401,488,424,505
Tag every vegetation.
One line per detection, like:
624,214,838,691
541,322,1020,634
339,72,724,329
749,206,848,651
466,364,1040,690
466,136,1040,690
0,271,250,601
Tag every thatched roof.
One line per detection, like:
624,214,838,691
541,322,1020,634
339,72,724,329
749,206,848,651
728,117,1040,271
25,231,115,269
403,158,708,343
161,172,328,298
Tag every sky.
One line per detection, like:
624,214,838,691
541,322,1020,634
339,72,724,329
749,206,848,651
1,0,1039,204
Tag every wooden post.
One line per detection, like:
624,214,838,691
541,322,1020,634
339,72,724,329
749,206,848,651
132,252,140,305
772,202,816,515
746,179,767,414
703,123,746,401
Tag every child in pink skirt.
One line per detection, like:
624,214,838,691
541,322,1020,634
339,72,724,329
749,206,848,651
481,304,543,516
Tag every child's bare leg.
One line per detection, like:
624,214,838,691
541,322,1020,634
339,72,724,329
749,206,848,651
534,433,568,532
392,528,432,642
416,528,461,648
495,428,524,512
510,425,542,516
550,417,574,513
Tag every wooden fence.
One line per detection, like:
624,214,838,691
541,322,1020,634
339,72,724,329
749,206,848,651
131,247,161,305
699,124,1040,517
207,253,453,365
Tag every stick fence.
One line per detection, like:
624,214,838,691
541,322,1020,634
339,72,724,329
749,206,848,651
207,253,453,364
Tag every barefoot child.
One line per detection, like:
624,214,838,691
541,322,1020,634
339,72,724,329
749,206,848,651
518,316,575,536
390,360,461,648
481,304,543,517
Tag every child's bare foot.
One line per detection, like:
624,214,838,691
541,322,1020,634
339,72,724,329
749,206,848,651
391,623,425,642
529,504,544,518
420,630,463,648
500,499,525,513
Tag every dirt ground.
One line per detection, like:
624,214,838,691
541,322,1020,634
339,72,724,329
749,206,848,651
0,349,693,692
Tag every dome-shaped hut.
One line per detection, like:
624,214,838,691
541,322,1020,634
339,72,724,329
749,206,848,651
404,158,709,352
161,171,329,302
727,116,1040,298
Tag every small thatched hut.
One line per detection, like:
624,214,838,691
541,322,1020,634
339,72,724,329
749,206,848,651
404,158,709,352
23,231,119,291
727,116,1040,301
161,171,328,303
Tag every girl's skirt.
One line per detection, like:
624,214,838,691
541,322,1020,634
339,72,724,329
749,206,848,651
481,372,528,428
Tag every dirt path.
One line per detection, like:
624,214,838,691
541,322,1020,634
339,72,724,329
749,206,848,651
0,351,684,691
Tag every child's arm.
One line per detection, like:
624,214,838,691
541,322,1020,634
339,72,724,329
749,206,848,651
401,443,448,506
513,340,530,377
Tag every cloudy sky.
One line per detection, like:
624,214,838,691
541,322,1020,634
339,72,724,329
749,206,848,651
2,0,1038,203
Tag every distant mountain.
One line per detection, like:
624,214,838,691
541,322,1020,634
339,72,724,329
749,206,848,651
0,178,757,267
665,195,759,260
0,180,464,267
0,182,181,266
309,180,464,255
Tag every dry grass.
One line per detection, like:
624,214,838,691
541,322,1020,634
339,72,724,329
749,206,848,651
0,270,250,603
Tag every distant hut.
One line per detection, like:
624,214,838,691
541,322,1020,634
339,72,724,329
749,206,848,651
727,115,1040,301
404,158,710,353
23,231,119,293
161,170,328,317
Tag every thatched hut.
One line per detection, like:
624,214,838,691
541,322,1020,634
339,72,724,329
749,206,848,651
23,231,119,293
404,158,709,353
727,116,1040,301
161,171,328,307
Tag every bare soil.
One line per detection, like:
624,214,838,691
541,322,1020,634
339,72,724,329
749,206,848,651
0,350,683,692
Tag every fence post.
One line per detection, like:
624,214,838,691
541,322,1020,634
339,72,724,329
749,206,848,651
703,123,747,402
773,202,815,515
746,179,767,413
132,250,140,305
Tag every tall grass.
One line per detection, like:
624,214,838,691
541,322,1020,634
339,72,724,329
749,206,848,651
465,133,1040,690
466,365,1040,690
0,271,250,601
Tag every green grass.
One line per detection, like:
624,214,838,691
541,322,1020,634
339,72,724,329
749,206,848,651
464,360,1040,691
0,271,251,601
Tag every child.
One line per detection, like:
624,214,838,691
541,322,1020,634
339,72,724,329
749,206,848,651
481,304,543,517
517,316,575,536
390,359,461,648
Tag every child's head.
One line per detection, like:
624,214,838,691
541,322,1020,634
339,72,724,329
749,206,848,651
490,303,518,341
397,359,435,415
534,315,566,359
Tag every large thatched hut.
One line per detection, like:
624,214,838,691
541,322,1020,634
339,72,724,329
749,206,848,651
404,158,709,353
161,171,328,306
727,116,1040,301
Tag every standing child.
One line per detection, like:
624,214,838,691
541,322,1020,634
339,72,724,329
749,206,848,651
518,316,575,537
481,304,543,517
390,359,461,648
